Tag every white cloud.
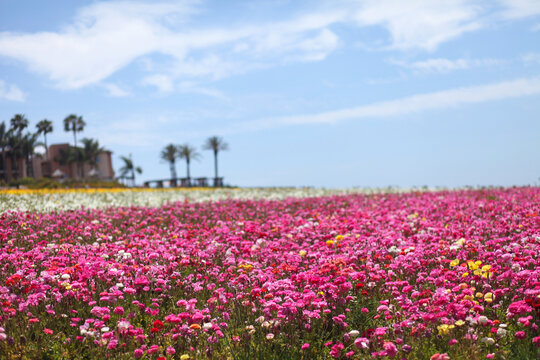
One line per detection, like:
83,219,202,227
349,0,482,51
522,53,540,64
0,80,26,101
498,0,540,19
0,0,500,93
141,74,175,93
102,83,131,97
391,57,504,73
232,76,540,131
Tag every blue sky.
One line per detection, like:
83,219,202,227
1,0,539,188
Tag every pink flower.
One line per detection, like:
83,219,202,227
134,348,144,358
43,328,53,335
383,342,398,357
301,343,310,351
430,353,450,360
113,306,124,315
515,331,527,339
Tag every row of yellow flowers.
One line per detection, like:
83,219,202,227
0,187,227,196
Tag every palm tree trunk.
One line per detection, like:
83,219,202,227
44,134,49,160
170,161,177,180
186,159,190,180
1,147,7,182
11,152,18,180
214,150,218,179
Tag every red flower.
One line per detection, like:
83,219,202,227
153,320,163,329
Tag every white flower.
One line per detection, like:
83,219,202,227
61,274,70,280
481,337,495,346
478,316,488,325
348,330,360,338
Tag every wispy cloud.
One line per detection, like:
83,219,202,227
0,0,525,94
230,76,540,132
497,0,540,19
0,80,25,101
390,57,504,73
102,83,131,97
522,53,540,64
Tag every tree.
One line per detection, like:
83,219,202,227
54,146,78,178
177,144,200,181
63,114,85,147
160,144,178,180
81,138,105,177
10,114,29,135
203,136,228,180
119,154,142,187
36,119,53,160
0,122,8,182
7,114,28,180
63,114,86,178
6,130,22,180
21,132,39,178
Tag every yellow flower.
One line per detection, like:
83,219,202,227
455,320,465,326
180,355,190,360
335,235,343,241
189,324,201,330
481,265,491,271
484,292,494,303
326,240,334,246
437,324,454,335
450,259,460,267
476,292,483,298
464,295,474,301
462,272,469,277
298,250,307,257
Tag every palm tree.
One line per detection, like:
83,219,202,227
119,154,142,187
160,144,178,180
63,114,85,147
8,114,29,180
203,136,229,180
21,133,39,178
81,138,105,177
0,122,8,182
64,114,86,178
36,119,53,160
10,114,29,135
54,146,78,178
6,130,22,180
177,144,200,181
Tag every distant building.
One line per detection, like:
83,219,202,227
0,143,114,182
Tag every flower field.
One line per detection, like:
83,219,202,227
0,187,538,359
0,187,392,213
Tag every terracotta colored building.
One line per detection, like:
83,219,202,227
0,143,114,182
